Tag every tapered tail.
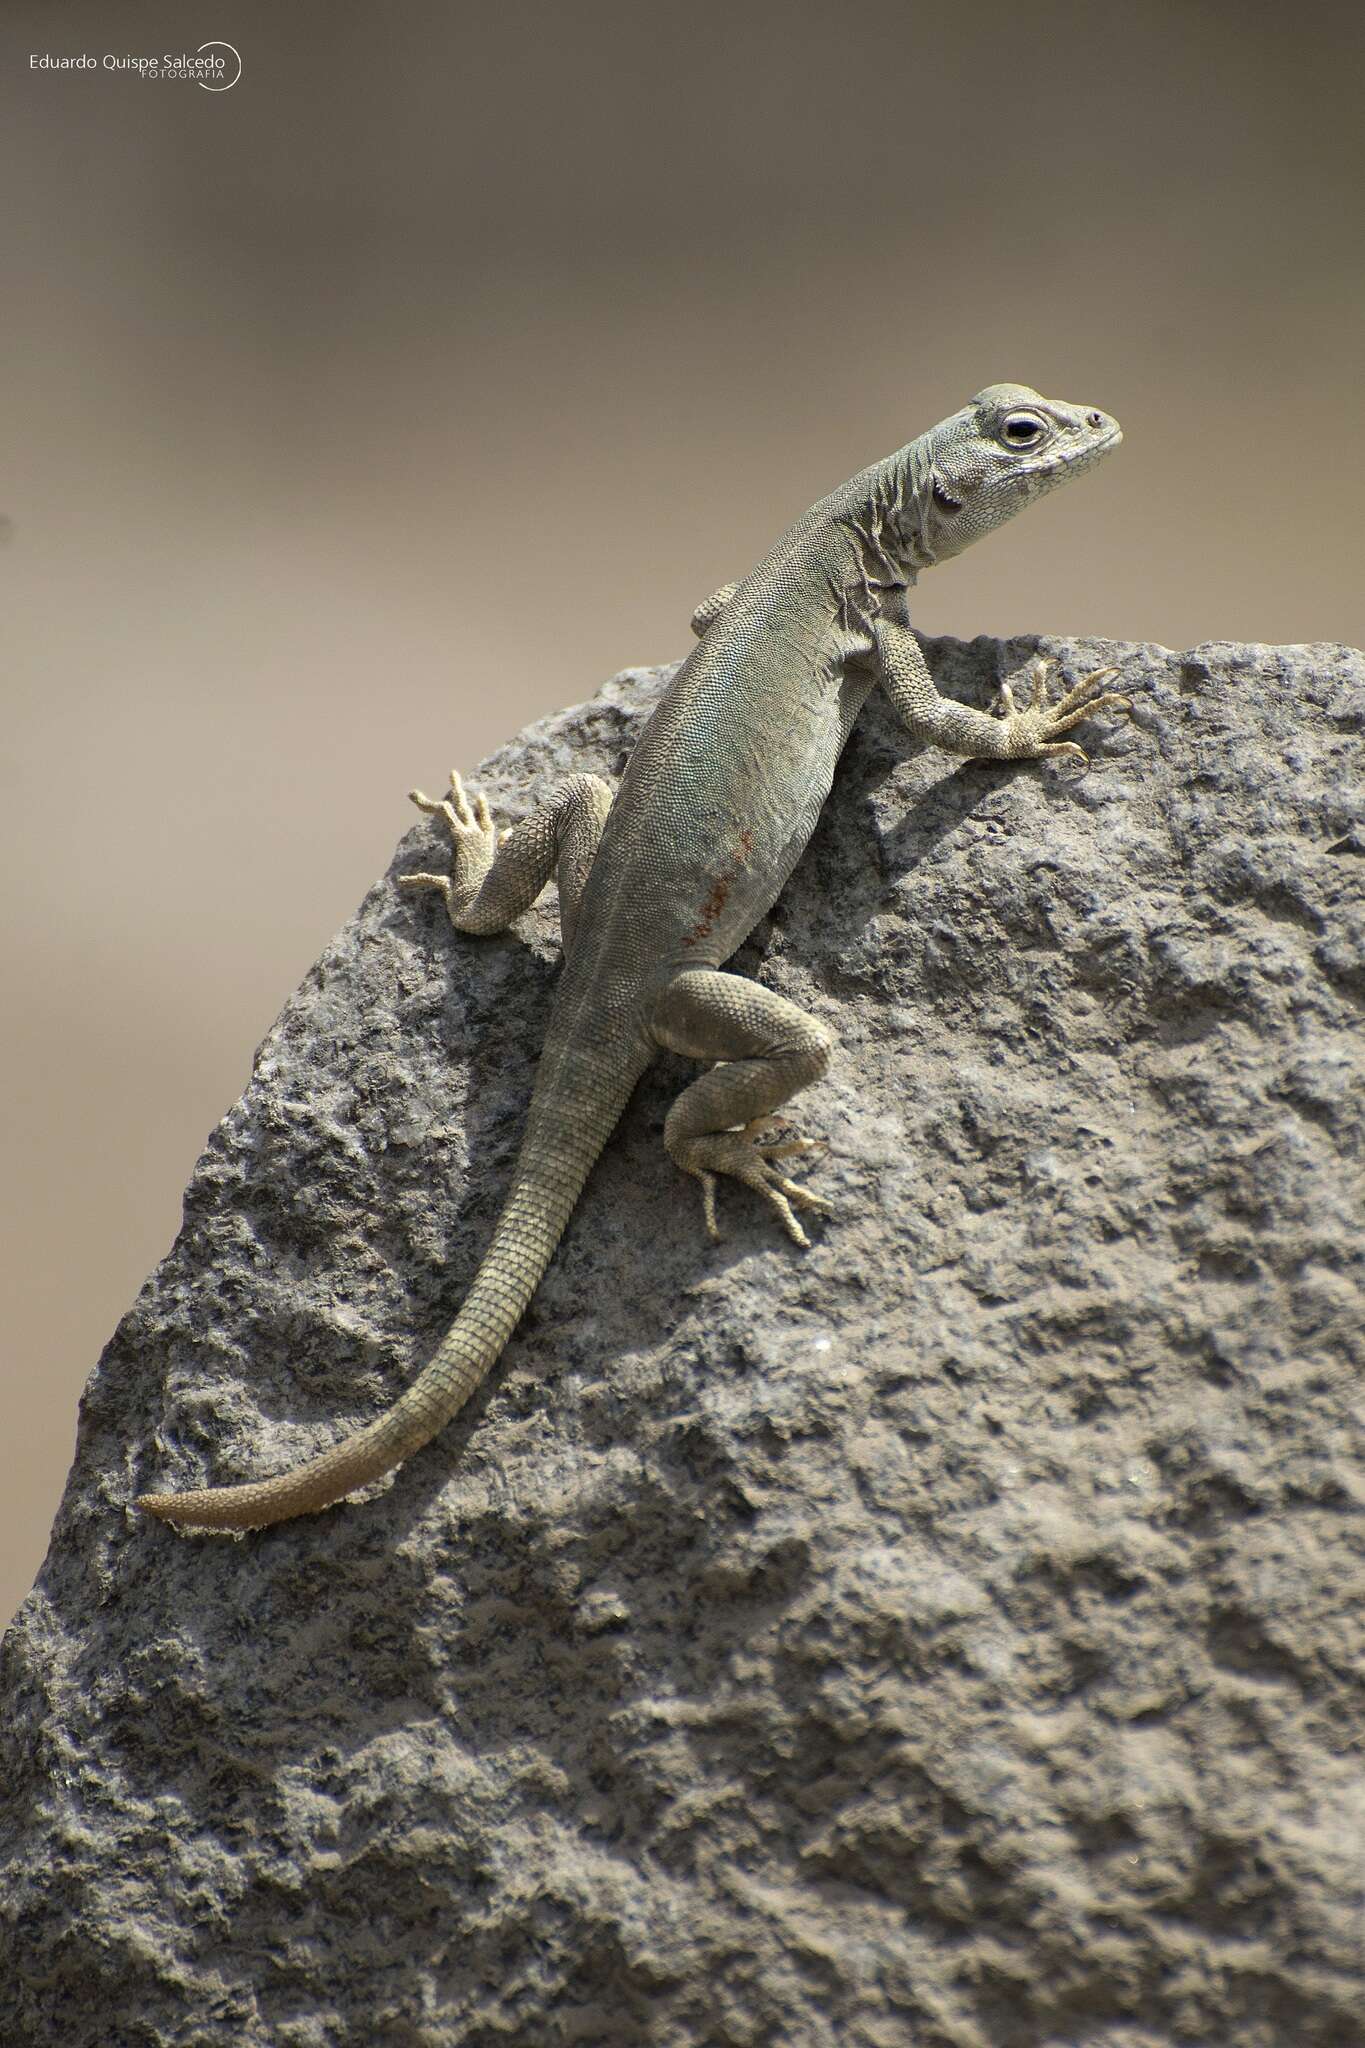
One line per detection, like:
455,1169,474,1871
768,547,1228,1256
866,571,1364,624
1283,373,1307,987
138,1066,636,1531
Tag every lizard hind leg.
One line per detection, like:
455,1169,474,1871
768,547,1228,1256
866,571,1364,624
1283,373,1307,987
651,970,834,1247
400,769,614,952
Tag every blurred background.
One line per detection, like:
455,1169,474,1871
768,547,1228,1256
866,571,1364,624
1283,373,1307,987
2,1,1360,1625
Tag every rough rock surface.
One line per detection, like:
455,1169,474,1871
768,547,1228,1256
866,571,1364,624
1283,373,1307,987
2,635,1363,2048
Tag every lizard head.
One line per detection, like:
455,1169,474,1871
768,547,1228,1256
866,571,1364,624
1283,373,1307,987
905,384,1121,567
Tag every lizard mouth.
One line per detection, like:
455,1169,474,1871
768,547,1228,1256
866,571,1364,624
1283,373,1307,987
1086,423,1123,455
1015,423,1123,484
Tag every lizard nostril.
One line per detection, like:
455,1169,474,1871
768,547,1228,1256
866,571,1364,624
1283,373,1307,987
1087,411,1104,428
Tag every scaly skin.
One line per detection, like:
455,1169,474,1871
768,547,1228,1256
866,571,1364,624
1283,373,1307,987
138,384,1130,1530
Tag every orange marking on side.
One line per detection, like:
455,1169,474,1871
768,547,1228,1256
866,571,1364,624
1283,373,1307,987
681,832,755,948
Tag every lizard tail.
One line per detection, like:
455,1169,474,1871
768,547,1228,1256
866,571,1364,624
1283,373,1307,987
137,1065,636,1532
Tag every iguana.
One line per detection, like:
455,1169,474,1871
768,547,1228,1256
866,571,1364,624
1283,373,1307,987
139,383,1129,1530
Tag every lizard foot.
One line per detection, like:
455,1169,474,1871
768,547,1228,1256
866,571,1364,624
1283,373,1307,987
993,657,1132,767
399,769,508,908
675,1118,830,1249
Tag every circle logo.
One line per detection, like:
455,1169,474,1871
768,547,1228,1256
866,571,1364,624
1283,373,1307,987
196,40,241,91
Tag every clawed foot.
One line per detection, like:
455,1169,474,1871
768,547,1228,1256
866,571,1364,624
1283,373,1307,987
994,657,1132,767
400,770,508,910
677,1117,830,1249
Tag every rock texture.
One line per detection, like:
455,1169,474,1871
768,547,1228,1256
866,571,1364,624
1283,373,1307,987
2,635,1363,2048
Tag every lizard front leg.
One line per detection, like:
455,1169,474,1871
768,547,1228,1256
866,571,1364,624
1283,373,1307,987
401,770,614,954
690,582,740,637
875,618,1132,766
651,969,833,1247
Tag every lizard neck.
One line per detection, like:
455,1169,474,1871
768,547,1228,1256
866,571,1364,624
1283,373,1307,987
875,436,938,582
828,453,921,622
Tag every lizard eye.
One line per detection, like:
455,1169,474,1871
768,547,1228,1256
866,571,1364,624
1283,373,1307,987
1000,411,1046,449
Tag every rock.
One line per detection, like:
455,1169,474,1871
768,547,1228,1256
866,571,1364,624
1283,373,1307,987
3,635,1362,2047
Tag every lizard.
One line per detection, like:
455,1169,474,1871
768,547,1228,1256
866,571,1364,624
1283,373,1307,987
138,383,1130,1531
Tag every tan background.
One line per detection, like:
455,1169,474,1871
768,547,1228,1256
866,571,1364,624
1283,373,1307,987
2,1,1360,1626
